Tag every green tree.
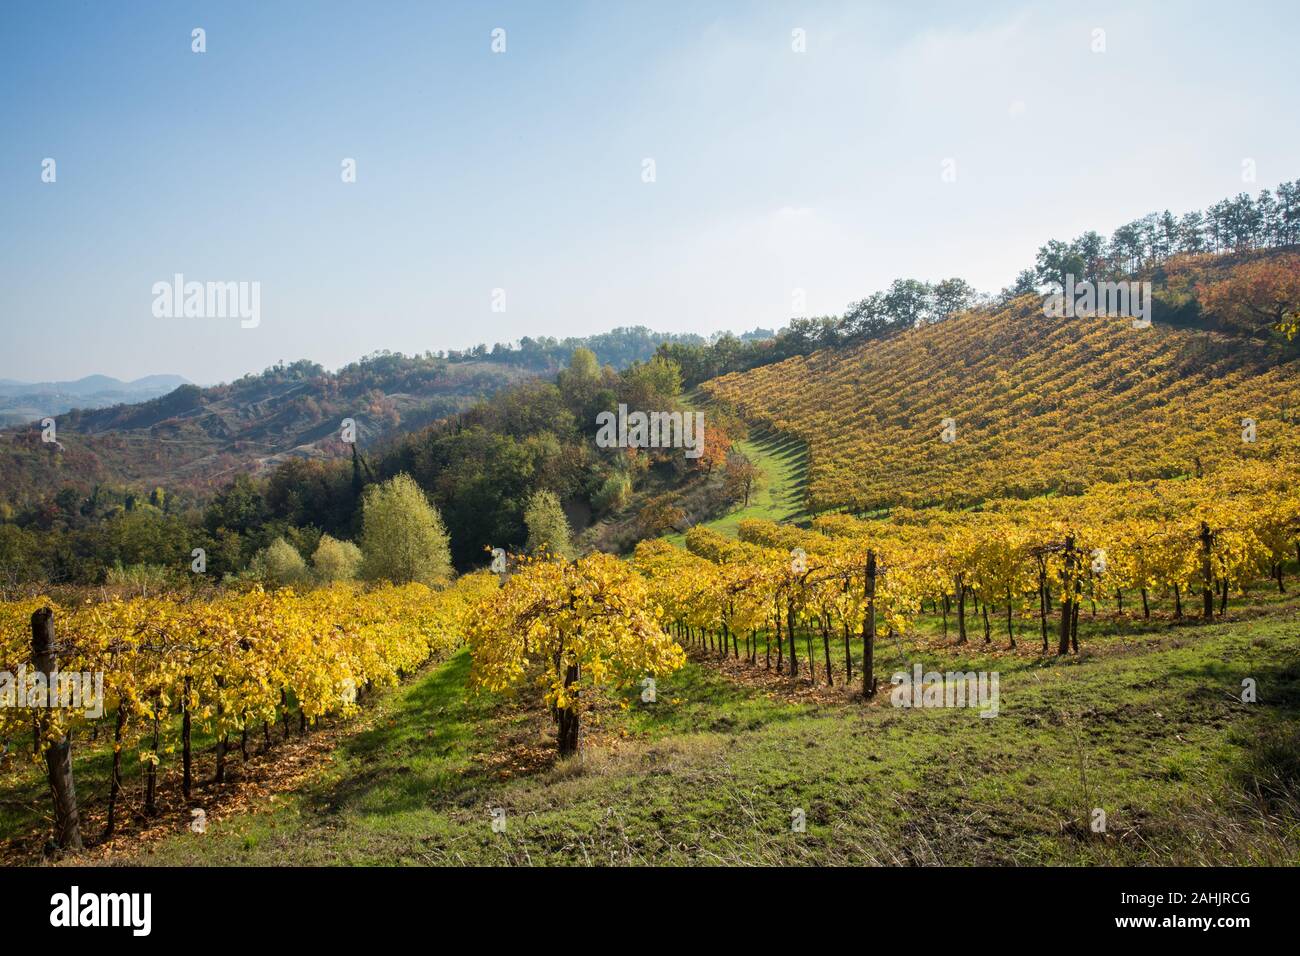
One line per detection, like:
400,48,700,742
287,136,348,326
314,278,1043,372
930,277,977,322
255,536,309,586
1034,239,1086,289
556,347,604,420
881,278,934,327
312,534,363,582
592,472,632,514
359,474,453,584
0,523,40,583
524,489,573,558
490,379,576,440
203,474,268,536
620,355,683,410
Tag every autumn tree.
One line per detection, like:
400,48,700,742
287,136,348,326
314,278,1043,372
722,451,762,507
1198,254,1300,339
694,423,731,475
638,493,686,537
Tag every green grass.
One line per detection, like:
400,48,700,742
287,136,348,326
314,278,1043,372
662,390,811,547
663,423,811,548
709,426,811,530
42,583,1292,867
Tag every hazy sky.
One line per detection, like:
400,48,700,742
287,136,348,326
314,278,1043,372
2,0,1297,385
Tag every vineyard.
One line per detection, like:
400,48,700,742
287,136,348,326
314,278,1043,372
0,573,497,849
616,458,1297,690
17,562,1290,867
6,446,1300,861
701,290,1300,512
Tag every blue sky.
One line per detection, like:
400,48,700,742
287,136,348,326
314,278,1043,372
2,0,1298,384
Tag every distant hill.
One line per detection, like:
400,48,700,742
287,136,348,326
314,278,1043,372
0,326,710,505
0,374,191,426
0,356,535,504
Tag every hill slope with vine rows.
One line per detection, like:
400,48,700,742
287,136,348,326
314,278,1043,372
702,277,1300,514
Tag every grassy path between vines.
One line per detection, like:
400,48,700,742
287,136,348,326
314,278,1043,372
664,392,811,547
113,590,1300,866
705,426,811,531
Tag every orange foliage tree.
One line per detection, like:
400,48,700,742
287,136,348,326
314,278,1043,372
1198,253,1300,339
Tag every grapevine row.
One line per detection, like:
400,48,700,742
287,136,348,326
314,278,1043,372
0,572,498,847
632,458,1300,691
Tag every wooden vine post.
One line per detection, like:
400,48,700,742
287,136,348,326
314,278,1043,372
861,549,877,698
31,607,83,851
1057,536,1076,656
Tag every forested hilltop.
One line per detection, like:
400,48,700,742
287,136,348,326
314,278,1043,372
0,344,756,584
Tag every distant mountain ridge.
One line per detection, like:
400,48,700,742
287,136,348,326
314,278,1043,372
0,373,190,394
0,374,192,426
